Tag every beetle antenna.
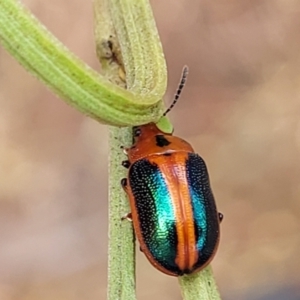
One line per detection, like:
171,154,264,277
163,65,189,116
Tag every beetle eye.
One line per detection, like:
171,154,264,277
133,127,141,137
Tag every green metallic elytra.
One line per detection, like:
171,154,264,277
186,153,220,264
129,159,178,269
128,152,220,276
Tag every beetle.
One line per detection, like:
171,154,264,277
121,66,223,276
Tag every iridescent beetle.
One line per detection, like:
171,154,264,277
121,67,223,276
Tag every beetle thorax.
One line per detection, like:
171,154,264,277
126,123,195,164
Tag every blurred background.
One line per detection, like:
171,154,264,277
1,0,300,299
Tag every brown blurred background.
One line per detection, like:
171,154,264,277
1,0,300,299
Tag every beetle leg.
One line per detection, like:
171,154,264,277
133,126,141,137
120,145,128,155
121,212,132,221
121,178,128,190
139,246,143,252
218,212,224,223
122,160,131,168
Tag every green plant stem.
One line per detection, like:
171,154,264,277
179,266,221,300
93,0,135,299
0,0,164,126
107,127,136,300
94,0,167,298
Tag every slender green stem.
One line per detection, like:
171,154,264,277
0,0,164,126
107,0,167,95
107,127,136,300
94,0,136,299
94,0,167,299
179,266,221,300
